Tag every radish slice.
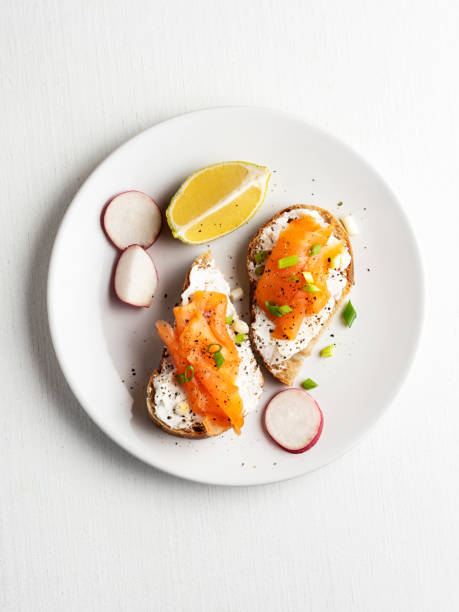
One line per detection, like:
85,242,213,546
103,191,162,250
113,245,158,307
264,389,323,453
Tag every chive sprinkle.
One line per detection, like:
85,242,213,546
265,301,292,317
303,283,321,293
278,254,299,269
213,351,225,369
301,378,318,390
235,333,246,344
254,250,270,263
309,243,321,256
255,264,265,276
176,365,195,384
320,344,335,357
184,365,194,381
342,300,357,327
225,316,234,325
265,301,282,317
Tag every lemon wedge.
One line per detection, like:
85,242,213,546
166,161,270,244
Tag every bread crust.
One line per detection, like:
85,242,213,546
247,205,354,386
146,251,214,439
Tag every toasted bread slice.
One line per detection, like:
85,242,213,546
247,205,354,386
147,251,263,439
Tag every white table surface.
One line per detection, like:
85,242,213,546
1,1,458,610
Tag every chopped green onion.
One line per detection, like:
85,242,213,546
265,301,292,317
176,365,195,384
303,283,321,293
255,264,265,276
213,350,225,369
225,316,234,325
309,243,321,256
301,378,318,390
278,254,299,269
184,365,194,381
329,254,342,270
320,344,335,357
207,343,222,354
235,333,246,344
254,250,270,263
302,271,314,283
342,300,357,327
265,301,280,317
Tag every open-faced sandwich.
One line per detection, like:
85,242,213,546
147,251,263,438
247,205,354,386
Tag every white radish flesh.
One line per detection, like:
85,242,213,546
114,245,158,307
264,389,323,453
104,191,162,249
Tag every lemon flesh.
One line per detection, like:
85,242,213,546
167,161,270,244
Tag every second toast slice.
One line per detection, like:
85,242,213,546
247,205,354,386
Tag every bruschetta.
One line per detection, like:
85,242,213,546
247,205,354,386
147,251,263,438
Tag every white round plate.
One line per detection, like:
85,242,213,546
48,107,423,486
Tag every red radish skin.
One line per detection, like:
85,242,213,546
103,191,162,250
264,389,324,454
113,245,158,308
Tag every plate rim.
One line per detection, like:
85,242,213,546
47,105,425,486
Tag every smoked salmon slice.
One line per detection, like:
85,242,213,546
156,290,244,435
255,215,344,340
156,320,227,425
